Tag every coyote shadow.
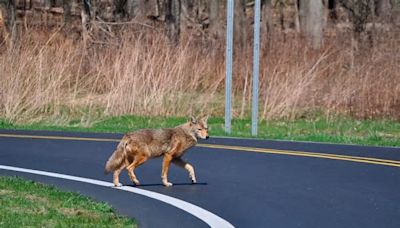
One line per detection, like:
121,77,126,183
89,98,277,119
126,182,208,187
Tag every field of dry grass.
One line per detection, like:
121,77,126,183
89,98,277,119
0,28,399,125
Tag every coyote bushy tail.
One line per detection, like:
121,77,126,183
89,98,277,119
104,141,126,174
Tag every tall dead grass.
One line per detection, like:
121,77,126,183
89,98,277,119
0,32,84,123
0,28,399,124
101,34,225,117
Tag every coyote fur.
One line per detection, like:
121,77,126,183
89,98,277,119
105,116,209,187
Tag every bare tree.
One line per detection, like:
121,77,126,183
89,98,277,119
62,0,71,24
125,0,162,22
294,0,301,32
181,0,193,32
261,0,273,49
165,0,181,44
82,0,92,46
234,0,247,49
376,0,392,22
114,0,127,19
4,0,16,46
125,0,136,19
261,0,273,31
0,0,7,43
276,0,285,33
208,0,220,39
299,0,324,49
339,0,372,33
338,0,373,68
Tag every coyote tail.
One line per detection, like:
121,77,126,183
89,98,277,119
104,140,126,174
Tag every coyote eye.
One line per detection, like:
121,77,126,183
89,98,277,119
198,129,202,131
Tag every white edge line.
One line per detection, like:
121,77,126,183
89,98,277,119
0,165,234,228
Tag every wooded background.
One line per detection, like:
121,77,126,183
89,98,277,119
1,0,399,47
0,1,399,122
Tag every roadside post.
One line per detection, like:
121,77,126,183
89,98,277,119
226,0,262,136
225,0,234,134
252,0,261,136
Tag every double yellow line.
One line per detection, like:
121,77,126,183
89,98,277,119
198,144,400,168
0,133,119,142
1,133,399,168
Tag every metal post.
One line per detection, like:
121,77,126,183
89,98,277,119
225,0,234,134
252,0,261,136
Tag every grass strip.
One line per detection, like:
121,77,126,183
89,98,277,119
0,176,136,228
0,115,399,147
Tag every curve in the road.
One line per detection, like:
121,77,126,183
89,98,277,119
0,164,234,228
1,131,399,228
0,133,399,167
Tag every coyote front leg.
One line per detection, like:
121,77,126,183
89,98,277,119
172,158,196,183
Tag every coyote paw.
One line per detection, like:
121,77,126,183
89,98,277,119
189,173,196,183
133,179,141,186
185,164,196,184
114,183,122,187
163,181,173,187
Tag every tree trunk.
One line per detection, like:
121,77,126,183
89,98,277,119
234,0,247,49
82,0,92,47
277,0,284,29
261,0,272,50
208,0,220,39
299,0,324,49
125,0,135,19
62,0,71,24
83,0,92,19
338,0,371,34
0,0,8,44
369,0,376,47
8,0,16,47
376,0,392,22
294,0,301,33
327,0,337,20
181,0,196,35
165,0,181,44
323,0,329,27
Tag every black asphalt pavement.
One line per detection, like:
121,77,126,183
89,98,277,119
0,129,399,228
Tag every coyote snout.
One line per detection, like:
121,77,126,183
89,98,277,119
105,116,209,187
195,123,209,140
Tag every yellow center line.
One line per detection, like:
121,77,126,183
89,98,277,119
0,133,119,142
198,144,400,168
0,133,399,168
198,144,400,165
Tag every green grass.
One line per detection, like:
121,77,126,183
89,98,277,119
1,115,399,147
0,176,137,228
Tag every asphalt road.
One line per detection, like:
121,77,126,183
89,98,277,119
0,129,399,228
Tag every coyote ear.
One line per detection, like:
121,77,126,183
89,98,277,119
202,115,209,122
190,116,197,125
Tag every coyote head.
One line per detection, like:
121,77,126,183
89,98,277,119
189,116,209,140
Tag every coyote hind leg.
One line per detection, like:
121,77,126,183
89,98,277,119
113,163,126,187
126,155,148,186
161,154,174,187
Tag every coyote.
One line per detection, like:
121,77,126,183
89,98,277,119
105,116,209,187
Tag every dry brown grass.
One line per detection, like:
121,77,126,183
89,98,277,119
0,28,399,124
0,31,83,123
